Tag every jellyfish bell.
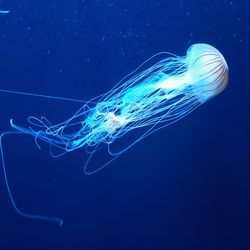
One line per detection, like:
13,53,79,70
156,43,228,104
186,43,229,103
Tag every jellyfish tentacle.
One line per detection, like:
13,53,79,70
0,10,9,14
0,88,89,104
83,142,120,175
0,131,63,227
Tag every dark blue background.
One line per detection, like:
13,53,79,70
0,1,249,249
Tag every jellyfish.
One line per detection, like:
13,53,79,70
0,43,228,226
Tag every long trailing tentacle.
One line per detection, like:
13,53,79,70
0,88,90,104
0,131,63,226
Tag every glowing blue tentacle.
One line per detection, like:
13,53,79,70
107,97,200,157
0,131,63,226
0,88,88,103
83,142,120,175
10,119,72,151
0,10,9,14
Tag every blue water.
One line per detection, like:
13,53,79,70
0,1,249,249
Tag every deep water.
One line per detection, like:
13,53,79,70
0,1,249,250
